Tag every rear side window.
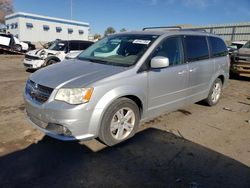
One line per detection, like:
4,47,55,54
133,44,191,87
69,42,79,51
185,36,209,62
79,42,92,50
209,37,228,57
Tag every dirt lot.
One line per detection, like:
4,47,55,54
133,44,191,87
0,55,249,188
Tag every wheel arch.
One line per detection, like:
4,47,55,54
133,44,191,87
45,56,61,64
88,86,146,136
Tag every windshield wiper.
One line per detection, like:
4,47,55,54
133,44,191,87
78,57,130,67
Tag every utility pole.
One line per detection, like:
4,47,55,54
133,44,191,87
70,0,73,20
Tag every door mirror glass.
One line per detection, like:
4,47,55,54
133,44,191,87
150,56,169,69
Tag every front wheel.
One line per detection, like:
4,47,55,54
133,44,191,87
204,78,223,106
98,98,140,146
45,59,57,66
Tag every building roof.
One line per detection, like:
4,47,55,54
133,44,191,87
5,12,89,27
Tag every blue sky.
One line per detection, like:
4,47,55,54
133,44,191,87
13,0,250,35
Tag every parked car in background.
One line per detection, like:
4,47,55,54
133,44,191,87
24,28,229,146
23,40,94,69
230,40,250,77
42,39,62,49
227,41,247,55
0,33,29,52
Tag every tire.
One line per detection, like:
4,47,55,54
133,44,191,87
46,59,57,66
204,78,223,106
98,98,140,146
13,44,22,52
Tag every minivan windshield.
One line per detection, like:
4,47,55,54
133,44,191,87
78,34,159,66
48,41,67,51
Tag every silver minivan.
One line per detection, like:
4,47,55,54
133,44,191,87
24,28,229,146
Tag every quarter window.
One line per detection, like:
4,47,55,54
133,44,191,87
152,37,184,66
209,37,228,57
185,36,209,62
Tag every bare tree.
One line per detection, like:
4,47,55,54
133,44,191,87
0,0,14,23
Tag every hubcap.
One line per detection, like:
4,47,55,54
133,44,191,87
110,107,135,140
211,82,221,103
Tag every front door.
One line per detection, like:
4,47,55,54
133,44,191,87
147,36,188,117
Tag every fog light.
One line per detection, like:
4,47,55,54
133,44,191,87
47,123,72,136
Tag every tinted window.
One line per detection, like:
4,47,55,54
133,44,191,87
26,23,33,28
43,25,50,31
152,37,184,66
185,36,209,62
56,27,62,33
79,42,93,50
68,28,73,34
69,42,79,51
209,37,228,57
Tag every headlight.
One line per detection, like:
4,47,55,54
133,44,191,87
55,88,93,104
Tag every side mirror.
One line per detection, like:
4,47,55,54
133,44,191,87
150,56,169,69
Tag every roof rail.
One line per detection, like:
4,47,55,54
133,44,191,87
180,28,208,32
142,26,182,31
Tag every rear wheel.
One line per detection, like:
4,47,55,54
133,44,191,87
204,78,222,106
98,98,140,146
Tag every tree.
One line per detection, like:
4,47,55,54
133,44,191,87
94,33,101,40
0,0,14,23
104,27,116,36
120,28,126,32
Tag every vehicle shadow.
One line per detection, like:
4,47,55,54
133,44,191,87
229,74,250,82
0,128,249,188
26,68,37,73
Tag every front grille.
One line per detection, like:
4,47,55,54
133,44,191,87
25,54,41,60
25,80,53,104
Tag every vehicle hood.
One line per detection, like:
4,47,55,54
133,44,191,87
237,48,250,56
29,60,127,88
26,49,60,57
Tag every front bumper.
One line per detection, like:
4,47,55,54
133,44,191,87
24,92,96,141
23,58,45,69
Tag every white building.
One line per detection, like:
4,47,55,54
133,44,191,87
5,12,90,42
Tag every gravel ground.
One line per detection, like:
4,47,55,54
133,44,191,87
0,55,249,188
